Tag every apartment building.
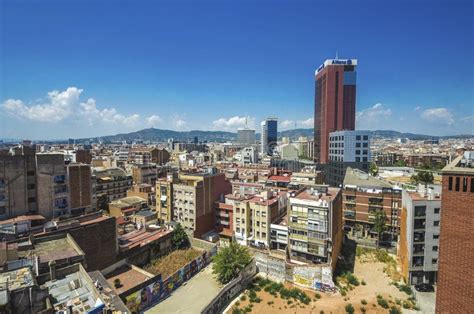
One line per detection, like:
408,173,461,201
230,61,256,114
158,171,231,237
108,196,148,218
36,154,69,218
131,164,158,185
94,167,133,203
342,167,402,246
0,145,38,219
436,152,474,313
399,187,441,285
288,186,342,268
231,190,287,248
127,183,155,206
288,166,324,190
67,163,94,216
156,176,174,224
130,147,170,165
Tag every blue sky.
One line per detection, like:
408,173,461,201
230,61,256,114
0,0,473,139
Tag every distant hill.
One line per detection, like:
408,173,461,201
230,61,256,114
68,128,472,144
76,128,237,143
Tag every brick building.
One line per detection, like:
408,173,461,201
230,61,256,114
342,168,401,247
67,163,94,216
436,152,474,313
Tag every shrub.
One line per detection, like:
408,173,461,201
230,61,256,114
361,280,366,285
113,278,121,288
389,306,402,314
413,305,420,311
232,307,243,314
267,301,274,306
402,301,410,309
287,300,293,305
398,284,413,295
361,307,366,313
235,301,240,306
248,290,257,299
377,297,389,309
361,299,367,305
345,303,355,314
315,293,321,299
320,311,324,314
240,295,246,301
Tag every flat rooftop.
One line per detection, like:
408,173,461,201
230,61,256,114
106,265,154,295
42,267,103,313
443,152,474,174
18,236,83,262
0,267,35,291
293,187,340,203
343,167,392,189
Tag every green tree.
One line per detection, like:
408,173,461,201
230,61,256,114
171,223,190,249
212,241,252,284
410,171,434,185
369,162,378,176
394,160,406,167
373,210,387,249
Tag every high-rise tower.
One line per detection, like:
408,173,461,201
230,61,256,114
314,58,357,164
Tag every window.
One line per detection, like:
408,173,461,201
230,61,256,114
363,142,368,148
434,221,440,227
356,150,361,155
256,231,260,237
432,246,438,251
356,143,361,148
262,232,266,238
432,258,438,264
433,234,439,239
356,135,361,140
256,221,260,227
27,171,35,176
27,183,35,190
434,208,440,214
363,135,368,140
236,227,241,233
463,177,468,192
363,150,368,155
355,157,360,162
448,176,453,191
455,177,460,191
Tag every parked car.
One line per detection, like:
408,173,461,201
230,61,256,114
415,283,434,292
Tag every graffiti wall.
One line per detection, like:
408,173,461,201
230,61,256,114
121,251,212,313
291,264,336,292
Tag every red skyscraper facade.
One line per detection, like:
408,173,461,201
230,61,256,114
314,59,357,164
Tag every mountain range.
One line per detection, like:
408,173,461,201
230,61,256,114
69,128,472,144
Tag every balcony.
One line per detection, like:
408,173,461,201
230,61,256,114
344,197,356,205
344,210,356,219
369,198,383,206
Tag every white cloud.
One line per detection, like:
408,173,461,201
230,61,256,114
356,103,392,129
2,87,82,122
299,117,314,128
421,108,454,125
146,115,162,127
80,98,140,129
175,118,187,129
414,106,421,111
279,118,314,130
357,103,392,121
212,116,255,131
280,120,294,129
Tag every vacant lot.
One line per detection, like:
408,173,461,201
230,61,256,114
228,247,418,313
144,248,203,278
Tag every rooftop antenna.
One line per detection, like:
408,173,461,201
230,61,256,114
335,51,339,59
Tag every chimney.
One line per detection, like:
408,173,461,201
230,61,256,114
49,260,57,281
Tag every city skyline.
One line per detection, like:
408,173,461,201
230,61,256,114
1,0,473,139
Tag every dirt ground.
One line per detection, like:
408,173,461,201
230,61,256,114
227,259,411,314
